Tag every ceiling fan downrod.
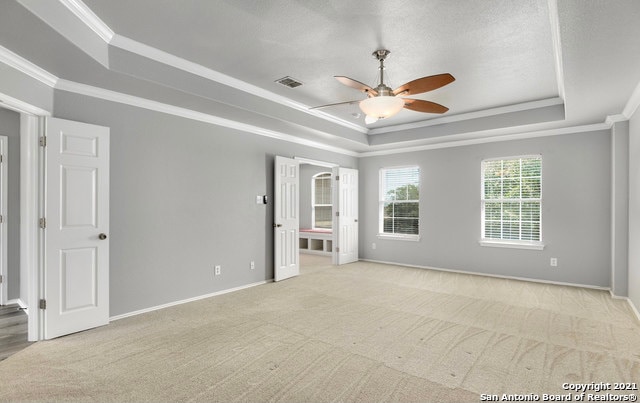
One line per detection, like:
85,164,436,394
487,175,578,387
373,49,393,97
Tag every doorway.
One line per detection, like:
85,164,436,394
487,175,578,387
295,158,359,268
0,94,111,341
297,158,337,270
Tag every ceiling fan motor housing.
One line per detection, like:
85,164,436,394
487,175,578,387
373,85,394,97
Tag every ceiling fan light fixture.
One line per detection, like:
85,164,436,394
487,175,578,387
359,96,405,121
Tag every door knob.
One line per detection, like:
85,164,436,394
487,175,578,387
273,224,282,228
98,233,107,240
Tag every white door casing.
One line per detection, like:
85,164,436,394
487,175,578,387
333,167,358,265
274,156,299,281
44,118,109,339
0,136,7,305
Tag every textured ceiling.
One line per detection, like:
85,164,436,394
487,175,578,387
2,0,640,152
83,0,560,128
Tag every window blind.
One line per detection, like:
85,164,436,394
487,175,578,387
482,156,541,242
380,166,420,236
313,173,332,229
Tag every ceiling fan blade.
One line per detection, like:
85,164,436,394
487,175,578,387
403,99,449,114
309,99,361,110
393,73,455,96
334,76,378,96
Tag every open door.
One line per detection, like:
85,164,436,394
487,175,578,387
333,167,358,265
274,156,299,281
44,118,109,339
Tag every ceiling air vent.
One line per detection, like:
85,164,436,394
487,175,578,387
275,76,303,88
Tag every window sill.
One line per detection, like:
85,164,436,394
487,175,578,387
479,240,545,250
377,233,421,242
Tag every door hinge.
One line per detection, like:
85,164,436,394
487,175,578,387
335,175,339,181
336,247,340,252
39,299,47,310
39,136,47,147
39,217,46,229
0,214,3,224
0,154,3,163
0,275,3,284
335,211,339,217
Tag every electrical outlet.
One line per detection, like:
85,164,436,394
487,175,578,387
550,258,558,267
372,243,376,250
256,195,263,204
250,261,255,270
214,265,221,275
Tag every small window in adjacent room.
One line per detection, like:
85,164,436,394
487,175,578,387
312,172,332,229
481,155,543,250
379,166,420,240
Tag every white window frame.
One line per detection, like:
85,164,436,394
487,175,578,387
311,172,332,230
378,166,421,241
480,155,544,250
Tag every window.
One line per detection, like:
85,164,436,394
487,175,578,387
481,156,543,249
312,172,332,229
379,166,420,240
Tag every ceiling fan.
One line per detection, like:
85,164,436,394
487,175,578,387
312,49,455,124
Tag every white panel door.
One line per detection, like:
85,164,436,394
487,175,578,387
274,156,299,281
45,118,109,339
0,136,6,305
333,167,359,265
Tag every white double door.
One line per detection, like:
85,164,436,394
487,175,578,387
273,157,358,282
43,118,110,339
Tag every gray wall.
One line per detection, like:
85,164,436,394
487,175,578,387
299,164,332,229
0,107,20,301
629,107,640,311
53,91,357,317
359,130,612,287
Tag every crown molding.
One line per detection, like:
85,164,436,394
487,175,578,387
109,34,368,134
359,122,610,157
623,78,640,119
0,92,51,116
58,0,114,43
367,98,564,135
605,114,627,126
547,0,566,101
55,79,359,157
0,45,58,88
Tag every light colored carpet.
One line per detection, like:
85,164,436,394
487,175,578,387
0,255,639,402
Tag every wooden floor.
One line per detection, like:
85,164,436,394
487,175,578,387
0,304,32,361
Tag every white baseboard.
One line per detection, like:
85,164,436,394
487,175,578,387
626,298,640,322
110,279,272,321
360,259,610,291
609,289,626,299
609,290,640,323
6,298,28,311
16,298,28,310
